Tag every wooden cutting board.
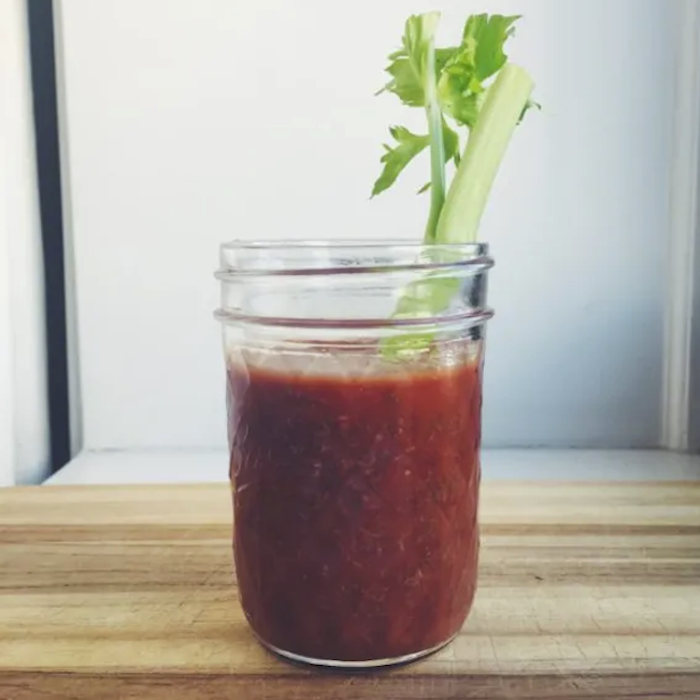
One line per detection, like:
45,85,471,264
1,481,699,699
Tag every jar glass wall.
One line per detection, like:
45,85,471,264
215,242,493,667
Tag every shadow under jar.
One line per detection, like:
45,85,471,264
215,241,493,668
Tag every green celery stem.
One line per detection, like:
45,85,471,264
423,38,446,243
435,64,534,244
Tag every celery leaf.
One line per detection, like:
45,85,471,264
371,127,430,197
519,97,541,123
438,14,520,128
465,14,520,82
442,119,460,165
372,120,459,198
377,14,457,108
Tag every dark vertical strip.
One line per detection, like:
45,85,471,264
690,218,700,453
26,0,70,472
686,111,700,454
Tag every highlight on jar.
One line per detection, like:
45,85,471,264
213,9,537,669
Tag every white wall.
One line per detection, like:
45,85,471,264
0,0,52,484
57,0,676,450
0,168,16,486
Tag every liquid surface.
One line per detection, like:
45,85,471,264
227,349,482,662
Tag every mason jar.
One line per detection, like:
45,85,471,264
215,241,493,668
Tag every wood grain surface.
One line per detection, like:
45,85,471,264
1,481,699,699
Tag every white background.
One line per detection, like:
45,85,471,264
0,0,51,485
57,0,678,452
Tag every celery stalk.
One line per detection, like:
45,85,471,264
423,38,446,243
373,13,538,357
435,64,534,244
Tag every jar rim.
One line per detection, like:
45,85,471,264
216,240,493,279
214,307,494,329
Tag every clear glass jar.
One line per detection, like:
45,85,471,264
215,241,493,668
